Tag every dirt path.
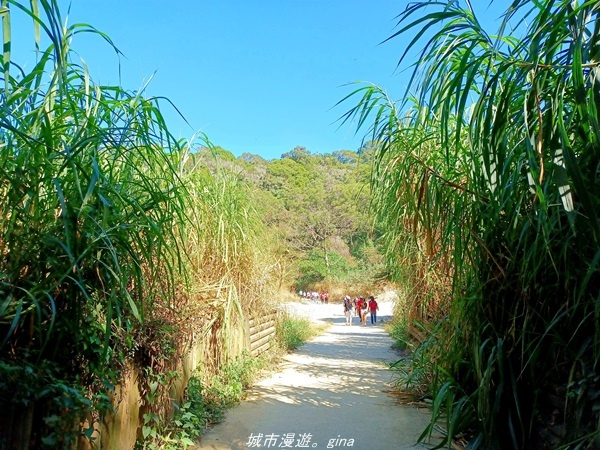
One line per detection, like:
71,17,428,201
195,298,434,450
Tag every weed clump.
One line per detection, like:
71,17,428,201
276,315,326,351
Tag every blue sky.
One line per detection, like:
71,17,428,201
9,1,505,160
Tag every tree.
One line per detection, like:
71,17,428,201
236,147,378,289
281,145,311,161
332,149,358,164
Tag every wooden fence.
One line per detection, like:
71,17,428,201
91,308,280,449
248,310,278,356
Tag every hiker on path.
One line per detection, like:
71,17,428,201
312,291,319,303
357,296,368,326
343,295,353,325
368,296,379,324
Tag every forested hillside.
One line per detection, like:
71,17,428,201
191,144,386,296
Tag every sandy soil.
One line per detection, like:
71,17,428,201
195,295,435,450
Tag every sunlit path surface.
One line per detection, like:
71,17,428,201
196,300,434,450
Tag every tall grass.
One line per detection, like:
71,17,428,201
178,151,275,372
342,0,600,448
0,0,192,444
275,314,325,351
0,1,276,447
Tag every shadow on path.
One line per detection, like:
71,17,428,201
196,302,435,450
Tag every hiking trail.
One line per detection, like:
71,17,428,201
195,295,434,450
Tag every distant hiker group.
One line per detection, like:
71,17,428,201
298,290,329,304
343,295,378,326
297,289,379,326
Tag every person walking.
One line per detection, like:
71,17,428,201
343,295,353,325
368,296,379,325
356,296,368,326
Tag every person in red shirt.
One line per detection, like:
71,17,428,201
356,296,368,326
368,296,379,324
